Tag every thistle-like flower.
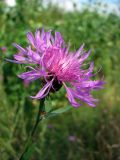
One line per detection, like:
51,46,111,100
8,28,104,107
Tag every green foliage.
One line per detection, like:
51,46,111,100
0,1,120,160
46,105,73,118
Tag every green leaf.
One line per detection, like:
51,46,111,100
21,143,35,160
45,105,72,119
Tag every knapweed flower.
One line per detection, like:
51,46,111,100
68,135,77,142
7,28,104,107
1,46,7,52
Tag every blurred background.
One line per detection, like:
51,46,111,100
0,0,120,159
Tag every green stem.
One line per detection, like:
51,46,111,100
31,98,45,137
19,98,45,160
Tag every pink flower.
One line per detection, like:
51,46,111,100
68,135,77,142
1,46,7,52
7,28,104,107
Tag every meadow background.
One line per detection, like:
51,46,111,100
0,0,120,159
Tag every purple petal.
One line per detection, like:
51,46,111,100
35,29,42,47
64,43,70,56
13,43,26,54
82,80,104,89
27,32,35,47
27,46,41,62
91,80,105,89
18,69,46,82
35,29,40,41
79,49,91,63
41,27,45,39
5,58,25,64
46,31,52,46
55,31,64,46
84,62,94,78
14,54,26,61
30,81,52,99
74,44,84,58
64,84,80,107
71,88,97,107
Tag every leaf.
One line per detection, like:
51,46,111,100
45,105,72,119
21,143,35,160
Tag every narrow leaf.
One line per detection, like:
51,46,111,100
46,105,72,119
22,143,35,160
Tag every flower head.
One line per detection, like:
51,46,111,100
8,28,104,107
68,135,77,142
1,46,7,52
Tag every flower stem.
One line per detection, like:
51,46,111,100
19,98,45,160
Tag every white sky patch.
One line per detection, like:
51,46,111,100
89,2,120,16
5,0,120,15
43,0,82,11
5,0,16,7
43,0,120,15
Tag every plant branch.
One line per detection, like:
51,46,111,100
19,98,45,160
